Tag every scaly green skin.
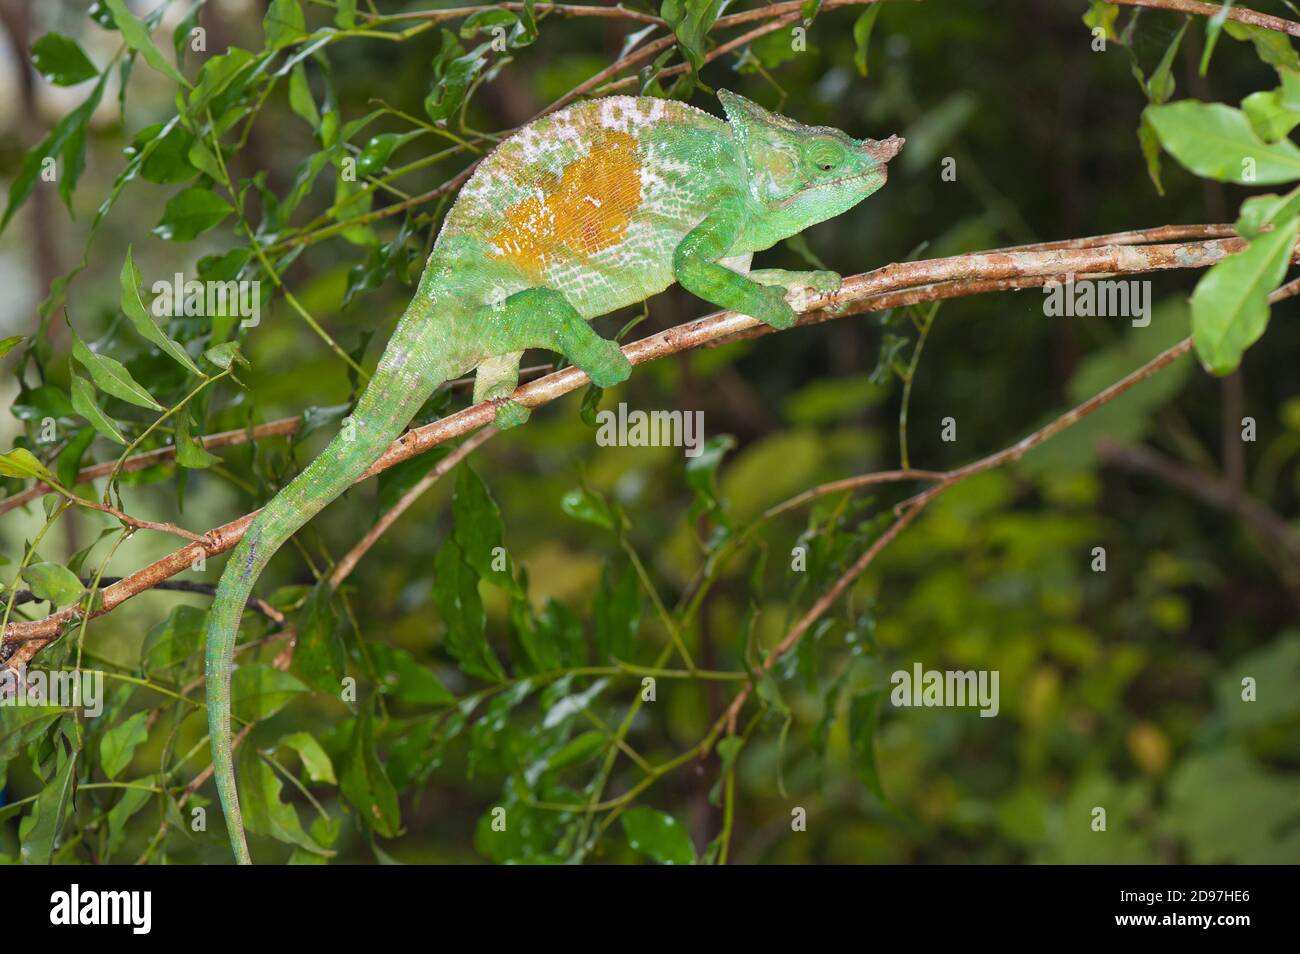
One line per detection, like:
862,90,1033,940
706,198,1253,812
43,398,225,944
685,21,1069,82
206,90,902,863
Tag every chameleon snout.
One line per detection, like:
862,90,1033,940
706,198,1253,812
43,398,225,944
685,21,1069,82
864,135,905,163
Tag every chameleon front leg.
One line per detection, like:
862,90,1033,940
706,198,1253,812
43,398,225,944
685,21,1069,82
475,287,631,427
673,190,797,329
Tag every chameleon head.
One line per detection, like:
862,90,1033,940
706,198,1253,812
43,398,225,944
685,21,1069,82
718,89,904,246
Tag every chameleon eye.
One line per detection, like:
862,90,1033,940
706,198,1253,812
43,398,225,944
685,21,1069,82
808,139,844,173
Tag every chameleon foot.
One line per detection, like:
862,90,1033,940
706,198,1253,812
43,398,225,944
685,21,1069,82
801,270,842,294
493,399,532,429
583,339,632,388
752,285,798,329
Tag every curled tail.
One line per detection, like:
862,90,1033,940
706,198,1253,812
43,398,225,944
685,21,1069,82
205,301,455,863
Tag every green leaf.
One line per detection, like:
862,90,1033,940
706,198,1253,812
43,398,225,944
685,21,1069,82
278,732,337,785
186,48,256,119
152,185,233,241
134,121,197,184
355,132,420,178
0,334,23,359
141,604,207,672
56,427,96,490
288,63,320,130
660,0,722,73
1191,215,1300,375
264,0,306,50
848,688,886,800
203,341,242,370
101,0,189,88
31,33,98,86
1,70,108,231
175,409,220,468
120,247,202,375
1199,0,1232,74
71,332,162,410
21,563,84,607
1237,185,1300,239
335,0,357,29
592,563,641,662
238,745,332,855
621,806,696,864
432,537,504,682
230,665,308,722
173,2,202,68
69,369,126,445
1082,0,1118,42
0,708,64,762
1146,100,1300,185
106,782,153,858
686,433,734,523
341,703,400,838
0,447,55,484
1241,88,1300,143
424,31,490,123
452,464,520,595
21,743,78,864
852,5,882,77
293,581,345,694
88,2,117,30
560,485,615,529
99,710,148,779
1145,18,1187,106
1223,20,1300,72
546,730,605,772
371,644,455,707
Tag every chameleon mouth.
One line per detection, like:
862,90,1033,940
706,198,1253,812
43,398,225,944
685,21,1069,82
781,165,889,207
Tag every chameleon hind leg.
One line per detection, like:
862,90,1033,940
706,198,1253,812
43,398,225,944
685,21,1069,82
474,352,530,428
475,287,631,428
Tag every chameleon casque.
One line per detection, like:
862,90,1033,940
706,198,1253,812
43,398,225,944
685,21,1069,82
206,90,903,863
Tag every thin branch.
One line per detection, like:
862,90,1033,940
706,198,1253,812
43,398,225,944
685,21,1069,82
65,496,208,544
367,3,668,26
4,233,1293,670
1106,0,1300,37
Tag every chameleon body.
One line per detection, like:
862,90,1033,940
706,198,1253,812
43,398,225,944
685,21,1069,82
205,90,902,863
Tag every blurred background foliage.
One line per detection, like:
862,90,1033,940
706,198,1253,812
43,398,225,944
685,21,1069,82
0,0,1298,864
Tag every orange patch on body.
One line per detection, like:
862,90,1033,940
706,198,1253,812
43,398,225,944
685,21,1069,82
489,130,643,277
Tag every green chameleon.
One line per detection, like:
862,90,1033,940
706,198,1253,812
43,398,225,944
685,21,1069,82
205,90,903,863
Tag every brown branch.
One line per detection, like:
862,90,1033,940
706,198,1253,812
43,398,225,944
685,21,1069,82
65,496,208,544
369,3,668,26
4,233,1291,671
722,331,1204,732
1106,0,1300,37
0,229,1231,519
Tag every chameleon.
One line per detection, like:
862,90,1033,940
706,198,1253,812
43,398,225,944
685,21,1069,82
205,89,903,863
